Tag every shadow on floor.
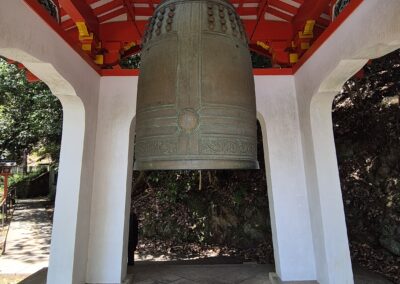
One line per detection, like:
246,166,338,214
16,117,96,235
17,261,394,284
130,262,272,284
0,199,51,276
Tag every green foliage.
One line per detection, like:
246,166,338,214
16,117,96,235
132,124,271,254
0,168,47,199
251,51,272,68
120,53,141,69
0,58,62,164
0,168,46,190
8,168,47,188
134,169,270,246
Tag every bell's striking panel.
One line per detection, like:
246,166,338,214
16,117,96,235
134,0,259,170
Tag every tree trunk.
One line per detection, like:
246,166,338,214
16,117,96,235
22,149,28,175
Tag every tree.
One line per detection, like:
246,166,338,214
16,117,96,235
0,58,62,165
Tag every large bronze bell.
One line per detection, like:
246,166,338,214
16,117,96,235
134,0,259,170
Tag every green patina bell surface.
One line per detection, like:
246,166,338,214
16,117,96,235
134,0,259,170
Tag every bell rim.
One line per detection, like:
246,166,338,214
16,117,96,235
134,159,260,171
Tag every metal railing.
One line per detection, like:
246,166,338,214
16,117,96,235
1,188,16,253
10,165,50,174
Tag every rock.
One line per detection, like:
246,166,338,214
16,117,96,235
377,165,391,177
379,236,400,256
338,144,354,158
386,151,399,166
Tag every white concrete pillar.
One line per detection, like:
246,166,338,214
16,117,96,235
47,94,87,284
0,1,103,282
299,95,354,284
0,58,100,284
297,60,368,284
86,77,138,284
23,61,101,284
255,75,316,282
293,1,400,283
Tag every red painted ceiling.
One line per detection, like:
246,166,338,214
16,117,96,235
25,0,357,69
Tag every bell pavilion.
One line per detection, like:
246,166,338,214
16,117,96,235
0,0,399,283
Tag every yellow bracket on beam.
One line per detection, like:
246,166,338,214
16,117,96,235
256,41,270,51
289,53,298,64
76,22,94,52
303,20,316,36
123,42,136,51
82,43,92,52
299,31,313,39
79,32,93,42
95,55,104,65
301,42,310,50
76,22,90,38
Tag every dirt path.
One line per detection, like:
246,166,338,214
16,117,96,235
0,199,51,283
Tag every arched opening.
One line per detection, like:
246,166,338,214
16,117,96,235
332,49,400,283
0,56,62,282
0,50,86,283
0,56,62,192
307,45,400,283
128,120,275,282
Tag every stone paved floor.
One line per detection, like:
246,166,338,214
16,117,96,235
129,263,273,284
0,199,51,283
16,261,395,284
127,263,394,284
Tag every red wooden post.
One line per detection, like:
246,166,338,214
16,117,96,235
3,174,8,204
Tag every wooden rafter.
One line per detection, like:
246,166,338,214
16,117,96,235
123,0,142,37
26,0,363,68
249,0,269,40
293,0,331,31
58,0,99,36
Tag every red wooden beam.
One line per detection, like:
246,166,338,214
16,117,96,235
317,16,330,27
61,19,75,30
123,0,142,37
269,0,299,15
291,0,304,4
63,9,153,30
236,7,258,15
266,7,294,22
253,68,294,75
93,0,123,16
100,22,142,42
292,0,331,32
256,0,268,19
25,0,363,73
293,0,364,72
100,69,140,76
249,0,268,40
98,7,126,23
251,21,293,41
58,0,99,36
123,0,135,22
23,0,101,72
231,0,258,3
